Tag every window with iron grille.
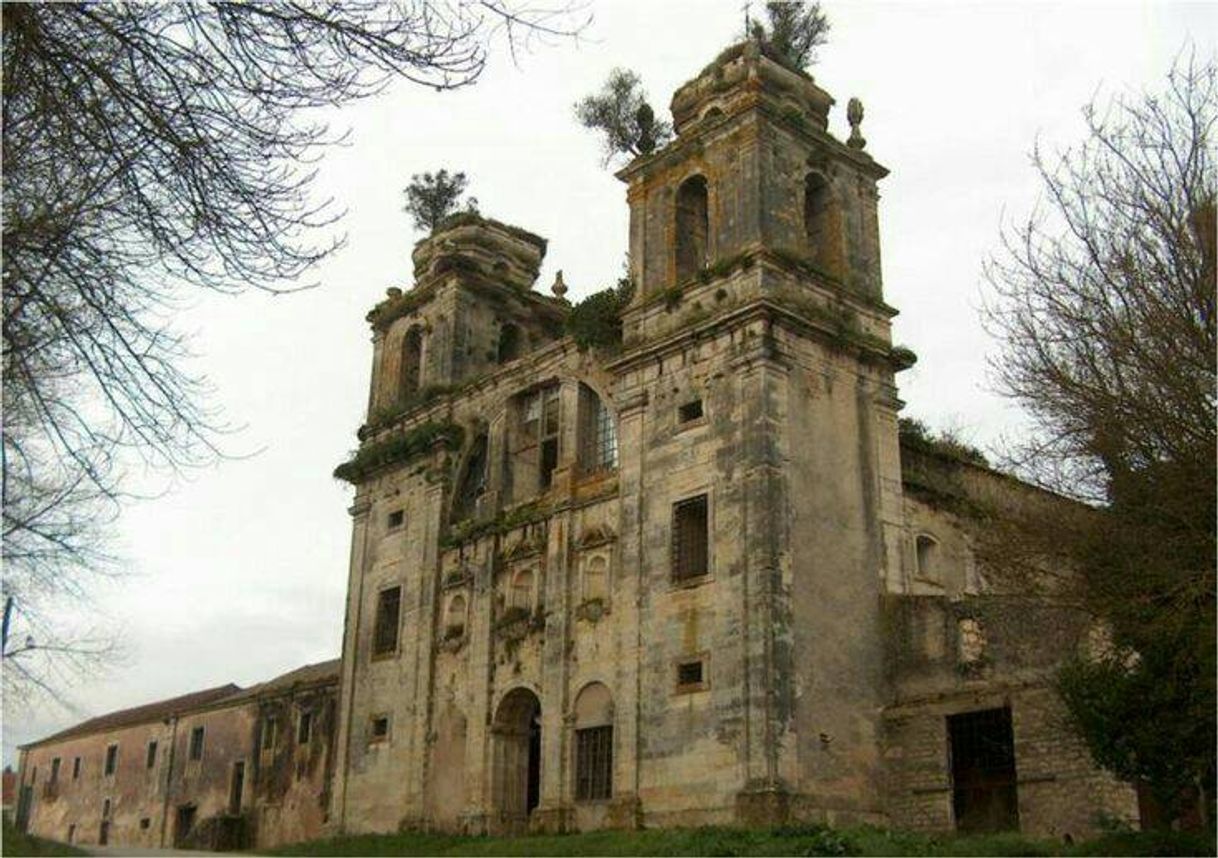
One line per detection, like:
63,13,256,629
671,494,709,581
372,586,401,656
574,725,613,801
579,385,618,474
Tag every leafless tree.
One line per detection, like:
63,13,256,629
983,54,1215,819
1,1,586,707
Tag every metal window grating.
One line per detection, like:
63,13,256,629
671,495,709,581
575,725,613,801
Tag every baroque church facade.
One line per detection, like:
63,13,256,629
15,40,1140,852
327,40,1137,839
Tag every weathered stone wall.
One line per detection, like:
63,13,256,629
17,671,337,851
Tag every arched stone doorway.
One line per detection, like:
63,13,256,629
492,687,541,833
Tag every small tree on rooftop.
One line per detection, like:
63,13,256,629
403,169,478,234
755,1,831,69
575,68,673,166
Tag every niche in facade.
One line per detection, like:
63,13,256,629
675,175,709,283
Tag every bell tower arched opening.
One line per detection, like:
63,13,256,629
674,175,709,283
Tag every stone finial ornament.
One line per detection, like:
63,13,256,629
551,269,568,299
847,97,866,150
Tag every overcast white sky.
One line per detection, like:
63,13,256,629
4,0,1213,766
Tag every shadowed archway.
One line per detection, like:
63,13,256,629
491,687,541,833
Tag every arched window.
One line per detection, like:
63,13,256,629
498,323,521,364
400,326,423,398
573,683,613,801
509,569,534,611
578,384,618,474
445,594,467,640
452,433,488,522
582,555,608,603
675,175,709,283
915,534,940,584
803,172,833,272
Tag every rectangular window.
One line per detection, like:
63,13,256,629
104,745,118,776
50,758,60,784
387,509,404,530
72,757,81,780
369,715,390,743
676,658,706,691
146,741,158,770
102,798,111,819
262,717,278,752
189,726,205,761
229,762,245,815
297,710,313,745
139,818,151,830
579,384,618,474
574,725,613,801
373,586,402,656
671,494,709,581
678,399,704,423
948,707,1019,832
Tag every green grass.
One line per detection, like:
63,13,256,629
2,816,86,857
265,823,1216,857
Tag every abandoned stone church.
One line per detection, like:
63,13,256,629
16,40,1140,850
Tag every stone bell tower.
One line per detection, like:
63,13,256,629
609,36,910,825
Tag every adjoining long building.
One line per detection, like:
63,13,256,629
15,37,1142,852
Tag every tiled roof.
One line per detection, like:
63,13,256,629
21,684,241,749
224,658,340,703
20,657,340,750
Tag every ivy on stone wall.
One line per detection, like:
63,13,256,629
334,421,464,483
564,278,634,350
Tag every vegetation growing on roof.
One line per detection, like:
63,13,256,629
565,278,634,350
334,421,463,484
433,211,548,251
898,418,989,467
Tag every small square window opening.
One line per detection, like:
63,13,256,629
678,399,704,423
677,659,705,690
370,716,390,742
387,510,404,530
